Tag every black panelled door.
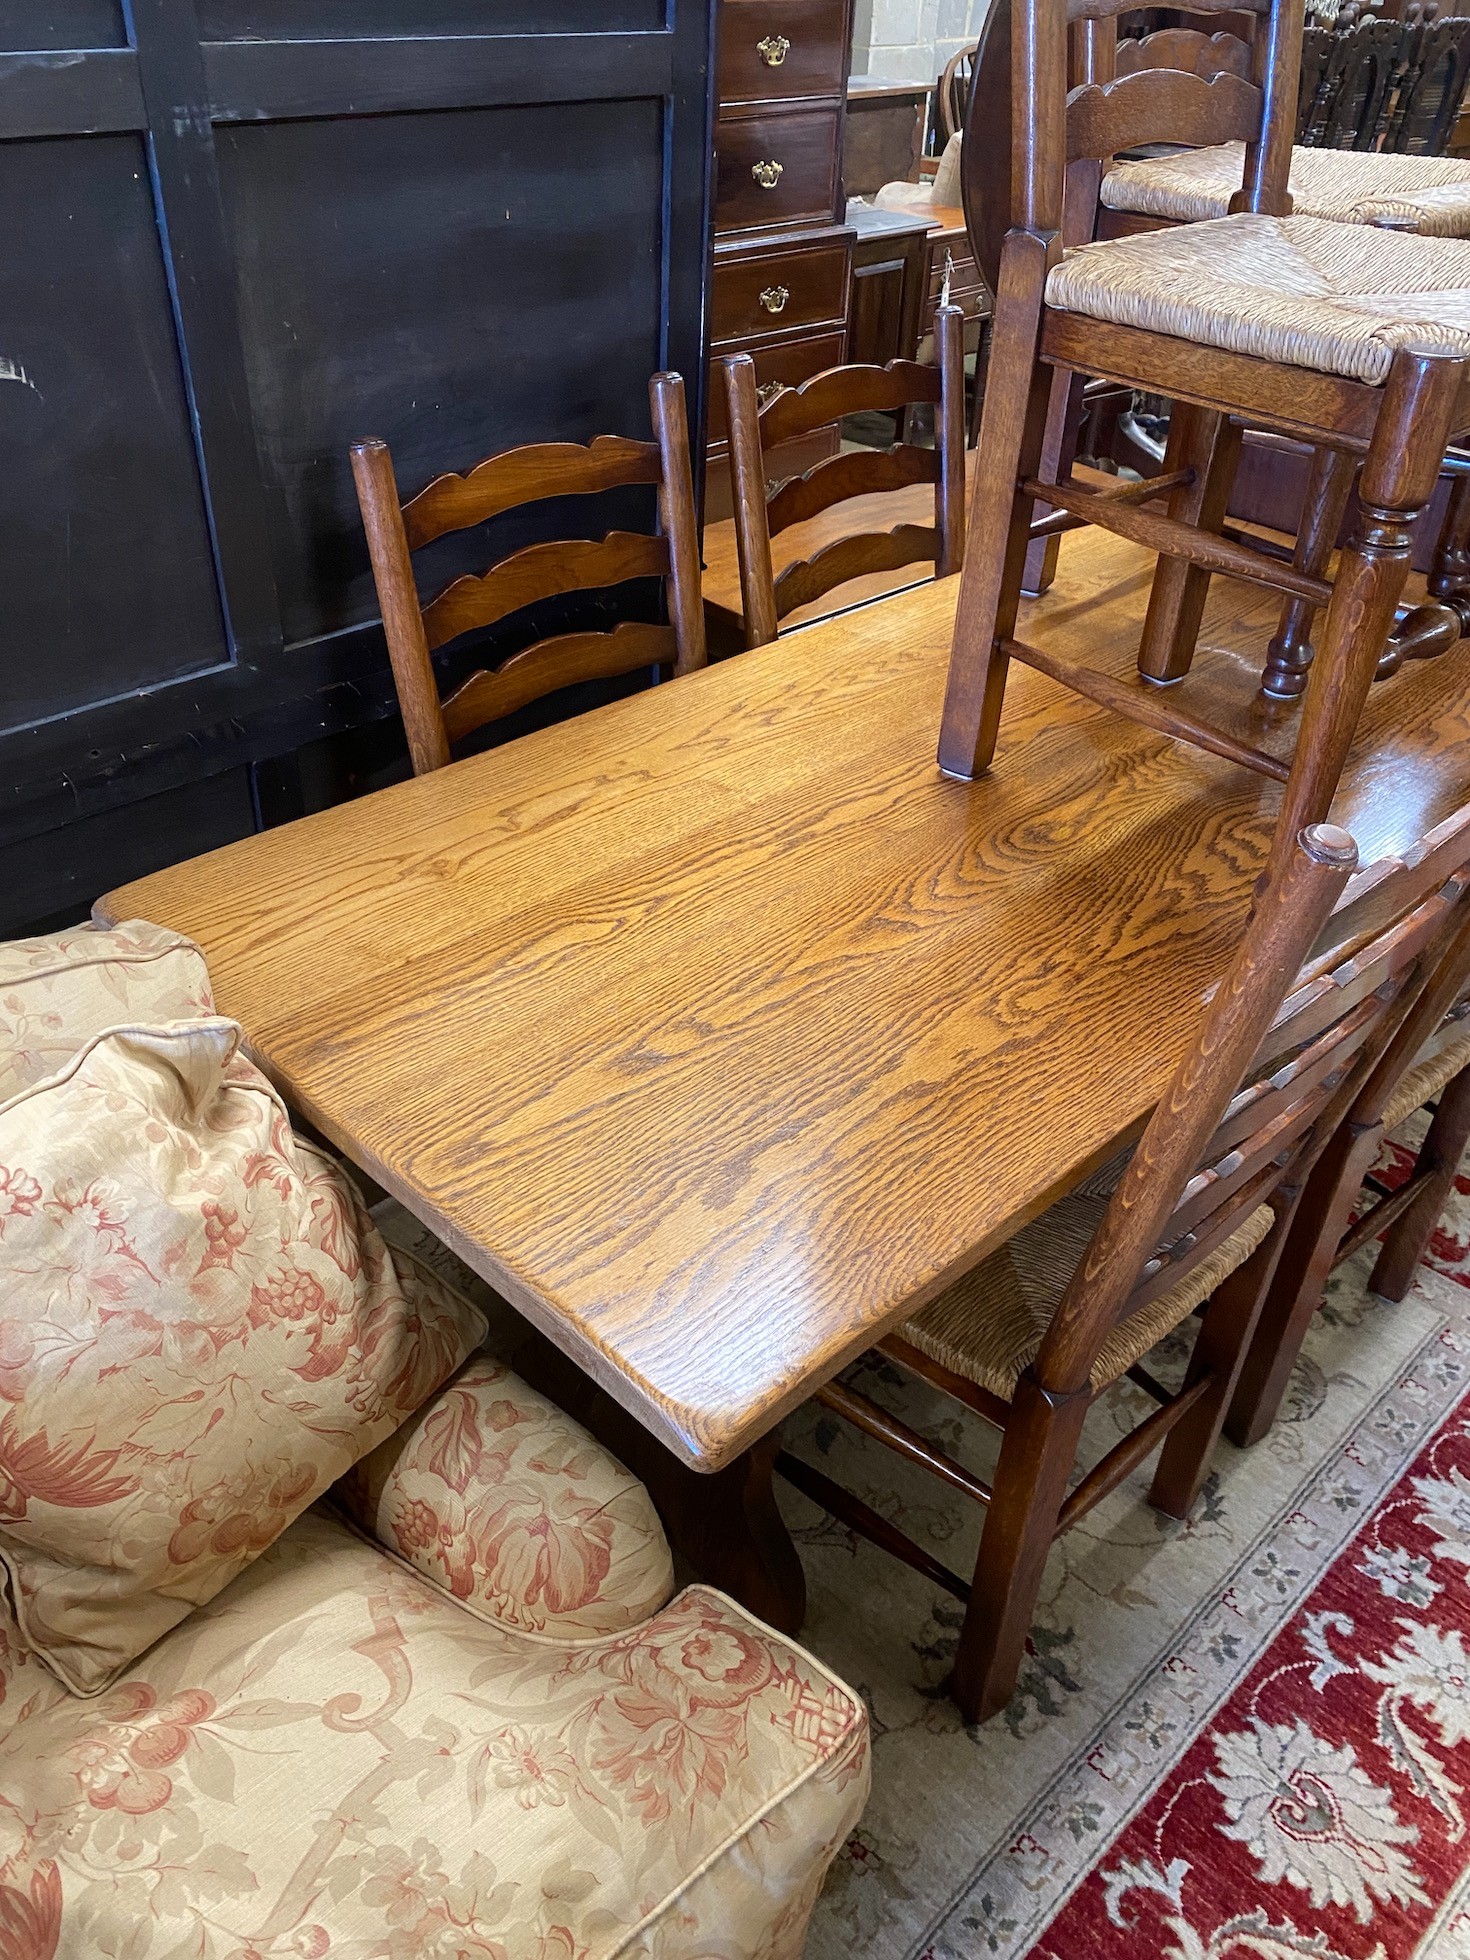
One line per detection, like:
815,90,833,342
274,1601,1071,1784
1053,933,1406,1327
0,0,714,931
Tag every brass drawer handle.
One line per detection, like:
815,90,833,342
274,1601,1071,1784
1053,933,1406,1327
751,159,784,189
759,284,790,314
756,380,785,406
757,32,791,64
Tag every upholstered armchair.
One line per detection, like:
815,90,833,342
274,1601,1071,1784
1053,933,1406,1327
0,924,869,1957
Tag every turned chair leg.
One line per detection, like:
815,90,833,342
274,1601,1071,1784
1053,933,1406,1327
1261,350,1465,891
950,1373,1089,1725
1149,1228,1287,1516
1226,1124,1381,1448
1428,468,1470,616
1261,446,1359,701
1022,368,1086,598
1370,1059,1470,1301
1136,407,1243,685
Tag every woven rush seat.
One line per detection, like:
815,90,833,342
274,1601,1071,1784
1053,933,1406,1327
1045,213,1470,386
902,1175,1276,1400
1383,1016,1470,1130
1102,142,1470,237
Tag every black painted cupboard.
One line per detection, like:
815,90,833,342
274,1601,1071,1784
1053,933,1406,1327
0,1,715,933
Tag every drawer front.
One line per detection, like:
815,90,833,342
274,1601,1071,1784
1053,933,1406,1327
928,244,981,303
718,0,849,106
712,239,850,343
715,108,842,234
707,328,846,447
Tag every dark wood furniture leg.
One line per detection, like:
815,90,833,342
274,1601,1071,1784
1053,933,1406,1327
1022,368,1086,597
1136,405,1243,685
938,237,1057,780
1428,467,1470,619
950,1373,1089,1726
1149,1228,1284,1515
1261,351,1465,891
1225,1122,1382,1448
1260,445,1359,701
1370,1058,1470,1301
513,1331,808,1634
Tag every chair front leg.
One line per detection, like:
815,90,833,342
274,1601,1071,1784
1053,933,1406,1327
1226,1122,1381,1449
1136,407,1243,685
1022,367,1087,598
951,1372,1089,1726
1261,350,1465,893
1371,1058,1470,1301
938,235,1057,781
1261,445,1358,701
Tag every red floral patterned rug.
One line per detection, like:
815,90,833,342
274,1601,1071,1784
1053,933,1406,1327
1028,1383,1470,1959
786,1124,1470,1960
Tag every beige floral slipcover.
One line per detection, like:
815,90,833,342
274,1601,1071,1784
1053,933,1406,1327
0,920,213,1101
0,921,869,1953
0,1385,869,1957
0,1017,486,1695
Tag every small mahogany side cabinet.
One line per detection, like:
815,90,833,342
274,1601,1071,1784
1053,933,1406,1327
0,0,717,936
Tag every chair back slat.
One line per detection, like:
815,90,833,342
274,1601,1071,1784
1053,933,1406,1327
1213,991,1389,1159
766,445,940,539
401,435,662,550
1114,28,1252,80
440,623,678,743
351,372,703,776
722,305,967,648
1066,67,1264,160
772,526,941,621
421,531,672,651
757,361,943,450
1066,0,1267,19
1034,807,1470,1398
1035,827,1358,1397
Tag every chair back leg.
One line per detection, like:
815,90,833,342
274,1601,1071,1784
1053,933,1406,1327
1148,1221,1286,1517
1225,1121,1382,1448
1371,1057,1470,1301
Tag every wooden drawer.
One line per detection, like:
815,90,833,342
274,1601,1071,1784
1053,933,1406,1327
928,243,981,302
707,328,846,447
715,106,842,234
718,0,849,107
712,237,850,344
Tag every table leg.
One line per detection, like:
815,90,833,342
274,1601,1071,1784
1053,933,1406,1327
513,1332,808,1636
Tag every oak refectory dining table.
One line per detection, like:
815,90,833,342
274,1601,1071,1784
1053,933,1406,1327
99,545,1470,1632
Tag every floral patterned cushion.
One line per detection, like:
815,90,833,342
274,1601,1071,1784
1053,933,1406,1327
0,1507,870,1958
337,1354,676,1638
0,920,213,1103
0,1019,486,1696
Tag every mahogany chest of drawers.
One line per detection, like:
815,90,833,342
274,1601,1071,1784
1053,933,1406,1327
707,0,856,512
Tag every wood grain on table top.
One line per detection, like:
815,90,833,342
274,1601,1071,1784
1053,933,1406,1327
100,530,1470,1471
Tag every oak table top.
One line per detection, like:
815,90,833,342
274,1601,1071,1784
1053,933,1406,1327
100,539,1470,1473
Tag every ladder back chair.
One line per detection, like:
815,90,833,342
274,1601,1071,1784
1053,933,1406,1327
721,307,968,649
351,371,705,777
1026,7,1470,686
941,0,1470,891
1089,16,1470,704
1227,800,1470,1446
783,817,1464,1724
